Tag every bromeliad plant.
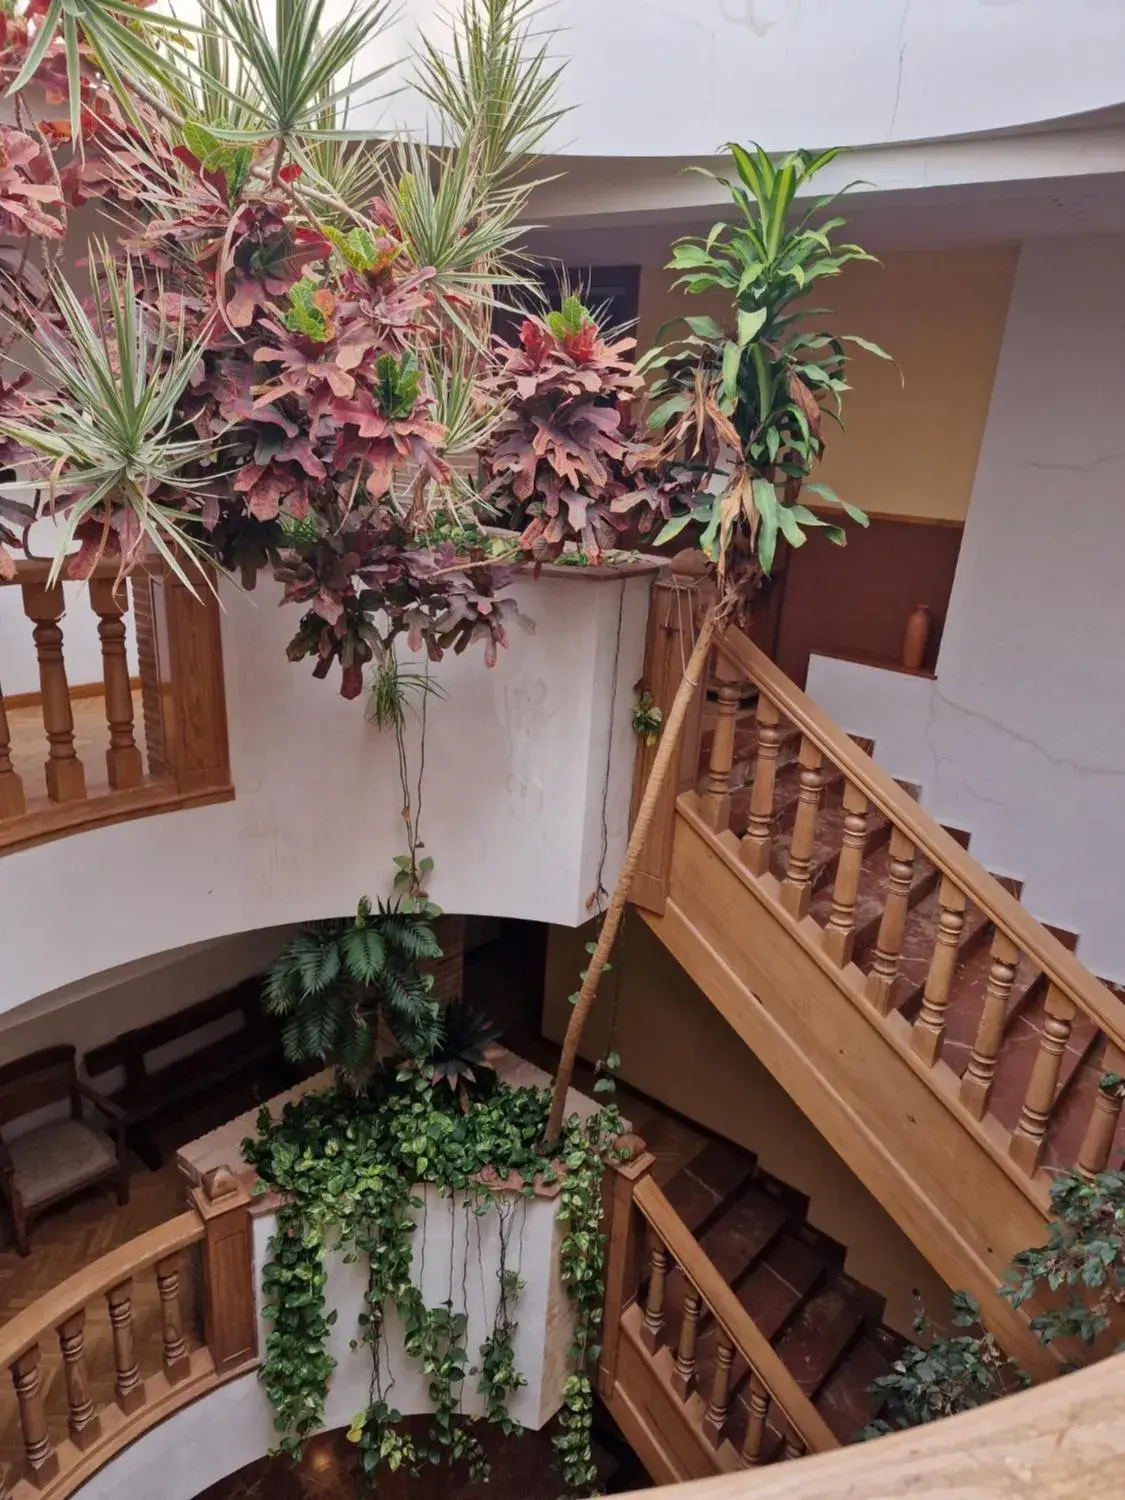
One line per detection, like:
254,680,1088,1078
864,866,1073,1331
545,145,888,1143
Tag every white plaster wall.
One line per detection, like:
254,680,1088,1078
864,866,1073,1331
807,235,1125,983
75,1190,571,1500
166,0,1125,161
346,0,1125,158
0,571,650,1017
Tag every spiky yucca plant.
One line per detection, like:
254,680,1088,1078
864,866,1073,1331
264,897,443,1081
0,248,216,588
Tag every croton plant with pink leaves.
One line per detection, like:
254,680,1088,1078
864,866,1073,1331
0,1,659,699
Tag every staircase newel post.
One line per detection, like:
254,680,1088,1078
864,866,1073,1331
599,1135,655,1401
629,561,713,915
191,1164,258,1376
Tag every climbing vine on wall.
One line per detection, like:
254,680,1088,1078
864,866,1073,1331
244,1072,624,1491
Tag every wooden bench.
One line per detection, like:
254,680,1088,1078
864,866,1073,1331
84,980,286,1169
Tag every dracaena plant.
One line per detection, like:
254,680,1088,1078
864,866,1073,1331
545,144,887,1144
480,295,649,561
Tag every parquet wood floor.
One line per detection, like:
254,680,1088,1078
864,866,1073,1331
0,1161,194,1487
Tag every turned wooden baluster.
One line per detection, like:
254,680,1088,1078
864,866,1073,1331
741,696,782,876
865,829,917,1014
156,1253,191,1382
701,1335,735,1448
961,931,1021,1118
21,580,86,803
699,664,741,833
670,1286,702,1399
782,1430,807,1462
1077,1046,1125,1177
640,1241,669,1354
912,877,968,1065
89,577,144,790
1009,984,1077,1174
11,1344,59,1485
822,781,869,965
780,738,825,920
0,686,26,819
106,1278,145,1414
58,1308,101,1450
739,1374,770,1467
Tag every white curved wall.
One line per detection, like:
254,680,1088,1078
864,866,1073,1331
170,0,1125,159
0,571,651,1019
355,0,1125,157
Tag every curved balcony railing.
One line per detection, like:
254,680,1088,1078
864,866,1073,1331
2,1144,1122,1498
0,560,232,858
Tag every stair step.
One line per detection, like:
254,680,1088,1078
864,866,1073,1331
770,1278,868,1400
734,1233,828,1342
927,942,1040,1077
890,895,995,1022
815,1328,901,1443
663,1139,759,1236
699,1187,791,1286
812,843,940,962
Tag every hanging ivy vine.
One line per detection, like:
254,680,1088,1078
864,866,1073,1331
244,1069,624,1492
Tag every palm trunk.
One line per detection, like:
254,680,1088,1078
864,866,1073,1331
544,598,720,1145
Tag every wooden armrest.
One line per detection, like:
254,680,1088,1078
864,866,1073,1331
73,1079,127,1123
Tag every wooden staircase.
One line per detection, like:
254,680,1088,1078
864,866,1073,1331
599,574,1125,1484
658,1140,900,1447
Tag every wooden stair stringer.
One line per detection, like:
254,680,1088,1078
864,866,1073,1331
641,805,1063,1383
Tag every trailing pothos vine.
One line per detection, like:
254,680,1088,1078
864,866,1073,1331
244,1069,624,1492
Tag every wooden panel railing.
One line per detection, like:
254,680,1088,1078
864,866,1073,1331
0,1166,255,1499
0,560,232,856
599,1146,838,1478
609,1342,1125,1499
650,620,1125,1199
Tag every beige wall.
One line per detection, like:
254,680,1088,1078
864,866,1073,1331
543,917,951,1337
0,927,294,1074
637,245,1018,524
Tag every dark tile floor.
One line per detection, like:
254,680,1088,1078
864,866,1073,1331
196,1416,645,1499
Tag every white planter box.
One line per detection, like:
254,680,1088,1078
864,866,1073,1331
252,1180,573,1433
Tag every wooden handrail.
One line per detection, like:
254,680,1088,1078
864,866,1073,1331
632,1175,840,1455
611,1346,1125,1498
0,555,233,856
717,625,1125,1054
0,1211,202,1371
3,559,122,584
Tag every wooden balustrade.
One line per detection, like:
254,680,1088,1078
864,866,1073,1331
610,1343,1125,1499
655,620,1125,1222
0,559,232,857
0,1166,255,1499
599,1145,838,1476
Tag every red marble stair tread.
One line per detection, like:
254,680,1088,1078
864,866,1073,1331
844,846,942,969
733,1233,829,1343
727,745,805,838
978,988,1102,1135
929,944,1040,1077
659,1184,791,1351
814,1329,900,1443
876,885,992,1020
769,1278,868,1398
697,1186,792,1285
663,1139,760,1235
